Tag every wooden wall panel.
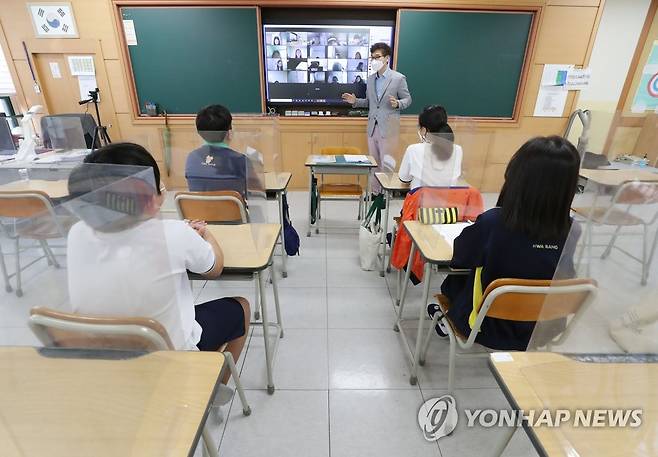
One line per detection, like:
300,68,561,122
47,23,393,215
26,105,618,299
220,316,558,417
488,117,568,164
0,0,606,192
105,59,132,115
534,6,599,64
546,0,600,5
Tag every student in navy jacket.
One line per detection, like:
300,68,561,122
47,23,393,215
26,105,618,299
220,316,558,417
433,136,581,351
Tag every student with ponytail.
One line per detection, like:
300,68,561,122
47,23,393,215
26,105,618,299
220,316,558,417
398,105,463,189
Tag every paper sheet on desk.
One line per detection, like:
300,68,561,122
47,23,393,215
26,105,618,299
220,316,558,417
432,222,472,246
312,155,336,163
344,154,369,163
34,149,90,163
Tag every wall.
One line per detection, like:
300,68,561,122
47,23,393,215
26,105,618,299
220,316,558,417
0,0,606,191
569,0,650,155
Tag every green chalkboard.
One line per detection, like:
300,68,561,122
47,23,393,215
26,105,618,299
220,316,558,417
122,7,262,115
396,10,533,118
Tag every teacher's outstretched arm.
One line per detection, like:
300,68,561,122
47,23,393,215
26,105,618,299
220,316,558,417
342,92,368,108
397,76,412,110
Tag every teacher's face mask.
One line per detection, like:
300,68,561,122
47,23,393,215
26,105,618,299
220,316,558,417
370,57,386,74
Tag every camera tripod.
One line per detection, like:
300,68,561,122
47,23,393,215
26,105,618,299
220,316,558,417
79,88,111,150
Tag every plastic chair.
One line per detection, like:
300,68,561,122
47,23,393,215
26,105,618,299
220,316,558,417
174,190,248,224
28,306,252,457
318,146,364,220
573,181,658,285
0,191,75,296
420,278,597,392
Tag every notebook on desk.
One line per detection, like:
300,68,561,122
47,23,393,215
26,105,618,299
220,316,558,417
335,154,370,164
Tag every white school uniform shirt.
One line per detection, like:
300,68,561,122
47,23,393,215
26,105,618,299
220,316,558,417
398,142,463,190
66,218,215,350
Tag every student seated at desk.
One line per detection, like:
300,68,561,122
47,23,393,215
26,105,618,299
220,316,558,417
430,136,580,351
66,143,250,387
185,104,260,196
398,105,462,189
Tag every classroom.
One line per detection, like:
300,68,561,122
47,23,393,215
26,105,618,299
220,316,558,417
0,0,657,456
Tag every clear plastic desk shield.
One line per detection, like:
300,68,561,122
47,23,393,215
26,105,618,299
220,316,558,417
416,118,482,221
520,176,658,456
167,123,284,260
42,116,89,150
0,164,222,456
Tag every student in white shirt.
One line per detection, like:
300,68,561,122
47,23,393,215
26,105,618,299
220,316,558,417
398,105,463,189
65,143,250,385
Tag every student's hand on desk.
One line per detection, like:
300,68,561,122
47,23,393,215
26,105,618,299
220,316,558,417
187,219,208,237
341,93,356,104
388,96,399,108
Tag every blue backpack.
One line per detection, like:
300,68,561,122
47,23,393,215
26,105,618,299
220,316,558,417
282,194,300,256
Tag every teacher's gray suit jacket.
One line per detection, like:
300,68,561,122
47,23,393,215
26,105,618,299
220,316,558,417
353,69,412,138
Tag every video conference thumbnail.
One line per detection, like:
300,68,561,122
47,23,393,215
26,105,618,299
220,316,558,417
265,30,373,85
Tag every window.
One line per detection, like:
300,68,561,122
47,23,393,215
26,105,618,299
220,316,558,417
0,44,16,97
0,44,17,128
0,96,16,128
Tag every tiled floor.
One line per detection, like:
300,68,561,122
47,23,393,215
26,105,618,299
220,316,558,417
3,189,655,456
188,191,537,457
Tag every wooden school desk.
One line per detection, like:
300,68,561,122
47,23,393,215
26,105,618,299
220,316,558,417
203,223,283,394
395,220,465,385
0,347,224,457
376,176,472,277
0,179,69,198
305,154,377,236
489,352,658,457
579,168,658,187
374,172,411,277
265,171,293,278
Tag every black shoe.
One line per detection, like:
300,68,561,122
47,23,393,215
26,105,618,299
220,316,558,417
427,303,448,338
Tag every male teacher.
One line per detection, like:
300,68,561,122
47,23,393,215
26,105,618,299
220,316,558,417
342,42,412,194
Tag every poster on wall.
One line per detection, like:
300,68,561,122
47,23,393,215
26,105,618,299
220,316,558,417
631,40,658,113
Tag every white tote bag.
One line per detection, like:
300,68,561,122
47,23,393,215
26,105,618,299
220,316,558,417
359,196,384,271
359,223,381,271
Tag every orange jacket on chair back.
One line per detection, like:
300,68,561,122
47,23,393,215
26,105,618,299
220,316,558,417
390,187,484,281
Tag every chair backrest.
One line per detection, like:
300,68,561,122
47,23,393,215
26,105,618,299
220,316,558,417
175,190,248,223
29,306,174,351
0,191,54,219
481,278,597,322
463,277,597,349
40,113,98,149
596,180,658,226
320,146,360,155
402,186,484,223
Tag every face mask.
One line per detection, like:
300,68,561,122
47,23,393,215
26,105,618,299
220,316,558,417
371,58,385,74
418,130,426,143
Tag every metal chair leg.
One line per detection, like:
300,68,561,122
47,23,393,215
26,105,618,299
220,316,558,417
39,239,60,268
253,278,261,321
0,241,12,292
447,330,457,392
270,264,284,338
257,272,275,394
14,236,22,297
202,424,220,457
601,225,622,259
420,310,441,365
642,224,649,286
223,351,251,416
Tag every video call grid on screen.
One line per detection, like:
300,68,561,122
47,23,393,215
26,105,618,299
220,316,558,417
263,25,393,105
